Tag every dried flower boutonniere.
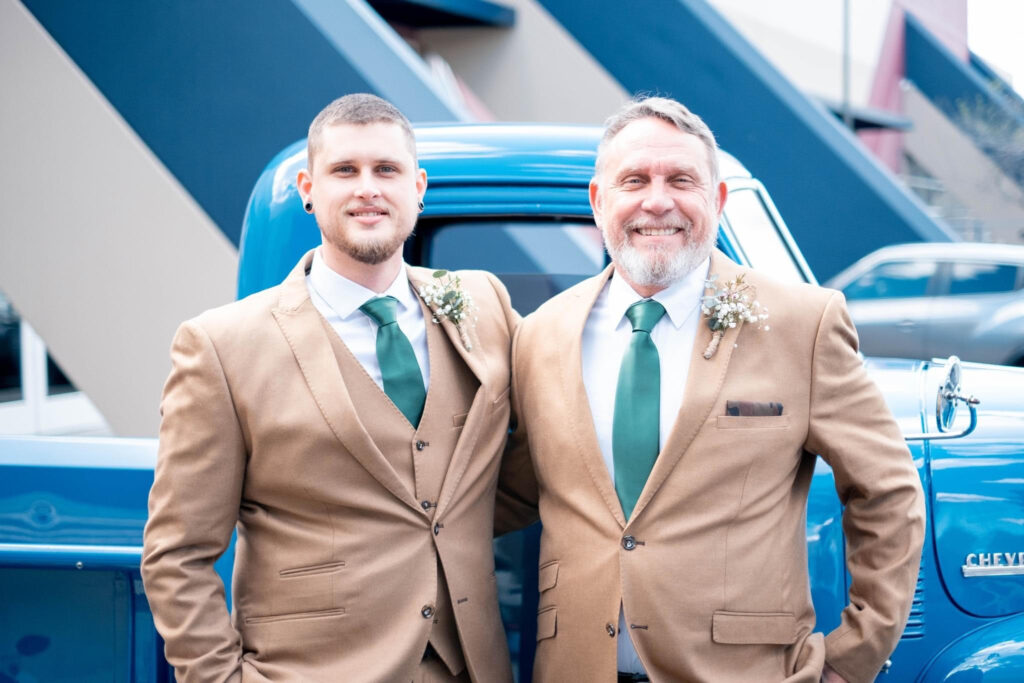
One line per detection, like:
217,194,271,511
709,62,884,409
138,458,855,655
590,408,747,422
700,273,769,359
418,269,477,351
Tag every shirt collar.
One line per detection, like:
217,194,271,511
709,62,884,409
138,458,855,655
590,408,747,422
607,257,710,331
308,248,418,320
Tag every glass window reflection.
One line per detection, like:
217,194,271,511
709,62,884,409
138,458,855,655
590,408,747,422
0,292,22,403
721,189,805,284
844,261,937,300
947,262,1020,296
426,220,606,314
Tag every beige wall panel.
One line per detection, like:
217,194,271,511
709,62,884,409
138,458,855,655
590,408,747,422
0,0,238,436
903,84,1024,243
418,0,629,123
709,0,889,106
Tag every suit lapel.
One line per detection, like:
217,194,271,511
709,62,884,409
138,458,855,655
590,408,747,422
558,265,629,527
628,251,747,522
272,251,422,514
407,267,488,517
407,267,489,386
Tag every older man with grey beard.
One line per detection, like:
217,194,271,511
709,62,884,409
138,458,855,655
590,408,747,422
497,96,924,683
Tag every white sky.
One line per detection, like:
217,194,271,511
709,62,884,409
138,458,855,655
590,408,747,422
968,0,1024,93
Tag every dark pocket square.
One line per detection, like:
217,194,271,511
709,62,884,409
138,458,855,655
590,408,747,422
726,400,783,417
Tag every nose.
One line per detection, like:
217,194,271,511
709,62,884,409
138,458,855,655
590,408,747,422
354,170,381,199
640,179,673,215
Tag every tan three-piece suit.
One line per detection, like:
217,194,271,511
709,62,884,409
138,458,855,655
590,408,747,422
142,251,518,682
499,251,925,682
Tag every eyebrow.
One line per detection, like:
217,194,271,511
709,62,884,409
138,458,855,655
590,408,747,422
325,157,406,168
615,164,702,180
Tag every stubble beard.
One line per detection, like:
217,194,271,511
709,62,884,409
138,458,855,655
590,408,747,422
604,218,717,289
323,221,414,266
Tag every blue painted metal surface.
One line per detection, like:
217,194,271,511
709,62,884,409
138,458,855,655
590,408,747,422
920,614,1024,682
22,0,463,246
905,13,1024,186
927,363,1024,618
533,0,954,282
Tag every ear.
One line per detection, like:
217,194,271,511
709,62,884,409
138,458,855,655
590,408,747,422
416,167,427,201
714,181,728,218
589,177,603,225
297,168,313,204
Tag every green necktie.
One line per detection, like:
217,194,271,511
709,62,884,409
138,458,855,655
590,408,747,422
613,299,666,519
359,296,426,427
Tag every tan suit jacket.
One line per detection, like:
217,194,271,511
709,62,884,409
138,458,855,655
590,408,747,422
499,251,925,683
142,251,518,682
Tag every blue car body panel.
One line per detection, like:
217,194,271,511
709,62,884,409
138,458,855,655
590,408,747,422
3,124,1023,681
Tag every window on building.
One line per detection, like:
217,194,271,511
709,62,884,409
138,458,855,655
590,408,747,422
0,289,110,435
0,292,21,403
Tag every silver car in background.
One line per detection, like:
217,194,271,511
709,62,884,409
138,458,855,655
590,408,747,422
826,242,1024,366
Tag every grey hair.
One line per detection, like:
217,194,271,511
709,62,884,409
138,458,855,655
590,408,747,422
595,96,720,188
306,93,417,166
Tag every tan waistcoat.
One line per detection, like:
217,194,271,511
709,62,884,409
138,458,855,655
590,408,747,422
325,302,478,675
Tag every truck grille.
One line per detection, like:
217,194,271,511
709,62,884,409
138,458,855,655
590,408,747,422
901,560,926,639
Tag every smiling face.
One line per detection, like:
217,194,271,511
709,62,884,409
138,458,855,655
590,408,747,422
298,121,426,274
591,116,727,296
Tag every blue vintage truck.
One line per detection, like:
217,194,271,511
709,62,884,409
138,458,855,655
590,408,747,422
2,124,1023,681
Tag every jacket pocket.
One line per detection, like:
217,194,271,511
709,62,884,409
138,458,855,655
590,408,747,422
538,560,559,593
278,560,346,578
711,611,796,645
244,607,346,625
536,606,557,641
453,411,469,428
715,415,790,430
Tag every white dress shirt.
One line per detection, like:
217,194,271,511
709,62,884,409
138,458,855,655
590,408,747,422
306,249,430,393
580,258,709,674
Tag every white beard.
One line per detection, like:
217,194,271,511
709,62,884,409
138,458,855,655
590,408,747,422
604,218,716,289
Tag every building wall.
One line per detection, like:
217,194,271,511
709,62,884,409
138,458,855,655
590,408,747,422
903,83,1024,243
0,0,238,436
417,0,629,123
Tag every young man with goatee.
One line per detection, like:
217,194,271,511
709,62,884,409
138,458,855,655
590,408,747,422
499,97,924,683
143,93,518,683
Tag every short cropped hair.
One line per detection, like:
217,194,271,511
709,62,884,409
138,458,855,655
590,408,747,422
306,93,417,166
595,96,720,187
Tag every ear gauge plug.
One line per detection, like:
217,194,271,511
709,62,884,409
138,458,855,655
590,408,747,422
304,201,313,213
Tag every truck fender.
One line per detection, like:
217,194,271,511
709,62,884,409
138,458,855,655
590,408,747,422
918,613,1024,682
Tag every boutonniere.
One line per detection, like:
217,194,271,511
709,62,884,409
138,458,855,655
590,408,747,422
700,273,769,359
418,269,477,351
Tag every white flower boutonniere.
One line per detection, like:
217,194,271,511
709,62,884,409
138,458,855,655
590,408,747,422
700,273,769,359
418,269,478,351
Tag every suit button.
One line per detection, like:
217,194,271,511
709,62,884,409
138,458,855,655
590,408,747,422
422,605,434,619
421,500,432,510
622,536,637,551
606,623,616,637
433,522,441,535
415,440,427,451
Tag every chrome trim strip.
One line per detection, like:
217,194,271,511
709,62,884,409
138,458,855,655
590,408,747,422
962,565,1024,577
0,543,142,555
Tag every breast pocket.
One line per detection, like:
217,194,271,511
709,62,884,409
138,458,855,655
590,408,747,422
716,415,790,430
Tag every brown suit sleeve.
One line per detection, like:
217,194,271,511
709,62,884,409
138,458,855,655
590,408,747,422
142,320,245,682
494,311,540,537
804,292,925,683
